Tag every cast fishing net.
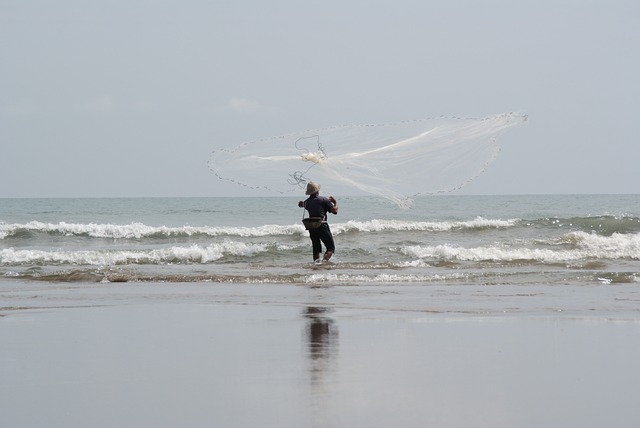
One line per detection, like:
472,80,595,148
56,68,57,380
208,112,527,208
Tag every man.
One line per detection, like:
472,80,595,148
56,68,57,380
298,182,339,262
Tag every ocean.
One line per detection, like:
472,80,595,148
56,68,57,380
1,194,638,286
3,194,640,428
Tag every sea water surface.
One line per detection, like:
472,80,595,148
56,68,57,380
2,194,640,428
0,195,640,285
1,194,639,287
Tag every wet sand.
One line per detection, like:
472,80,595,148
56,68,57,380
2,281,640,428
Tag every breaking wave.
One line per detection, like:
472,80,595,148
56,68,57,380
399,232,640,262
0,241,286,266
0,217,518,240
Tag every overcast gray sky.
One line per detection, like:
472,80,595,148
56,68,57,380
1,0,638,198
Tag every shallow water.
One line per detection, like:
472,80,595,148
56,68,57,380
2,194,639,427
1,195,639,286
2,282,640,428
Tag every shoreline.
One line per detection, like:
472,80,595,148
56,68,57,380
2,280,640,319
2,281,640,427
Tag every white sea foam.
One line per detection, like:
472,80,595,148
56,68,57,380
0,217,517,240
0,221,303,239
334,217,518,234
399,232,640,262
0,241,271,266
564,231,640,258
304,272,468,283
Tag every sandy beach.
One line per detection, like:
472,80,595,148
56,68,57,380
2,280,640,428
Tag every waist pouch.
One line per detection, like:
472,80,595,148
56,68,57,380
302,217,324,230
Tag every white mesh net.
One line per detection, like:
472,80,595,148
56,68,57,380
209,112,527,208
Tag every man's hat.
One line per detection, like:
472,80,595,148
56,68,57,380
305,182,320,195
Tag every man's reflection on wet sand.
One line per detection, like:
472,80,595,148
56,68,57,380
303,307,339,393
